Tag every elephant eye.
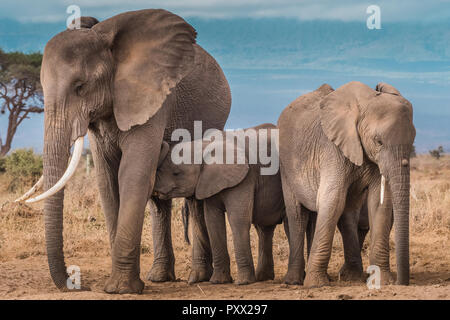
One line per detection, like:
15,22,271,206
375,137,383,146
173,171,180,177
75,82,86,96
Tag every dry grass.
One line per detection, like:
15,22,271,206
0,155,449,299
0,158,193,273
410,155,450,233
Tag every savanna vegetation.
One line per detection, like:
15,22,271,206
0,151,448,299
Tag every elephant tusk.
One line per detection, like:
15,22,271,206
15,175,44,202
25,136,84,204
380,175,386,205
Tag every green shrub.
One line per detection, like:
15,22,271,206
4,149,42,191
429,146,444,160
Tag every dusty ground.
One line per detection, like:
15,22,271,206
0,155,449,300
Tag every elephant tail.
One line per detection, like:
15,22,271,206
182,199,190,245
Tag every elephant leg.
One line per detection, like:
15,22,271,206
358,200,370,252
226,208,256,285
255,224,276,281
147,197,176,282
187,199,213,284
88,130,121,249
104,120,166,294
304,182,347,288
283,216,290,242
204,199,232,284
305,208,317,260
337,208,365,282
367,180,395,284
281,177,308,285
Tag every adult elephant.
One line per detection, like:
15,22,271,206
278,82,415,287
17,9,231,294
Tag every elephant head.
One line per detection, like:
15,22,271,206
319,81,416,285
154,140,249,200
17,9,197,290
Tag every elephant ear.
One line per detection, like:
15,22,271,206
195,140,249,200
375,82,401,96
319,81,376,166
93,9,197,131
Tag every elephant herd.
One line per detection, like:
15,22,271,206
17,9,415,294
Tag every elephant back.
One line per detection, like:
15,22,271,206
163,44,232,144
278,84,334,144
280,84,334,121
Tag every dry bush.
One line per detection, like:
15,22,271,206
0,157,109,262
410,155,450,233
0,175,45,261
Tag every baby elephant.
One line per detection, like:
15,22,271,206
154,123,286,284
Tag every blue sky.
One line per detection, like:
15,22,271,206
1,1,449,153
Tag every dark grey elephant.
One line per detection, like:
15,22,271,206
278,82,415,287
17,9,231,294
153,124,286,285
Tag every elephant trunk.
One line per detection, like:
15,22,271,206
43,124,71,290
382,145,411,285
389,169,410,285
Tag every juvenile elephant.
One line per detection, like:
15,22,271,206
153,124,286,284
16,10,231,293
278,82,415,287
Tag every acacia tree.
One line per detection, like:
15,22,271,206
0,48,43,157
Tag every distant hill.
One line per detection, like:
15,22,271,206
0,18,449,153
2,18,450,70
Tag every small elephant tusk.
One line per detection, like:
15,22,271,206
380,175,386,205
25,136,84,204
15,175,44,202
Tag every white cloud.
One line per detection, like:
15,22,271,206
0,0,449,23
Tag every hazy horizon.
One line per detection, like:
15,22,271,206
1,2,449,153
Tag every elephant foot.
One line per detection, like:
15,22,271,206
256,267,275,282
188,265,213,284
236,269,256,285
147,261,175,282
366,266,395,286
381,270,395,285
339,263,365,282
283,267,305,285
304,271,329,288
104,271,144,294
210,269,233,284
